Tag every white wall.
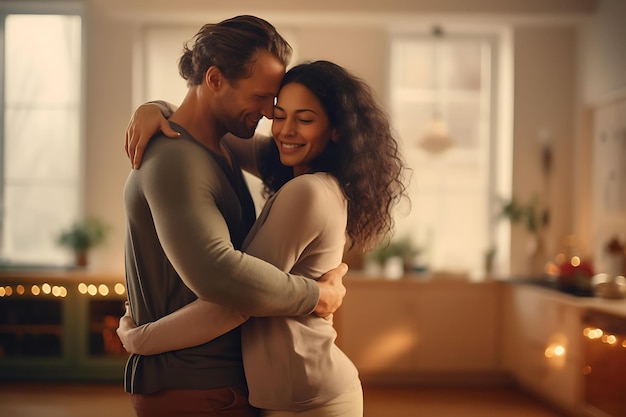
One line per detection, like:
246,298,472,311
579,0,626,103
574,0,626,267
80,0,609,274
509,26,577,274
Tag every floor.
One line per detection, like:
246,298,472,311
0,382,568,417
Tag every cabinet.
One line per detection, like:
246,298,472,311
0,271,128,381
501,283,584,414
334,277,501,382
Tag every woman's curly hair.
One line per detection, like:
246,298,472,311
259,60,408,250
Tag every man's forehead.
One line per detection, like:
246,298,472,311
246,51,285,85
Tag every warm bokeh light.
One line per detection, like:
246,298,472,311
545,343,566,358
570,256,581,267
114,283,126,295
1,281,126,297
98,284,109,296
584,327,603,339
545,261,560,277
31,285,40,296
87,284,97,296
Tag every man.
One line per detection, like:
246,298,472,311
123,16,347,416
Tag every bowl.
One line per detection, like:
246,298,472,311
594,280,626,299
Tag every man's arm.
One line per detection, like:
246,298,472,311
137,138,345,317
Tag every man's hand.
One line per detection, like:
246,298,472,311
116,301,137,353
314,263,348,318
125,102,179,169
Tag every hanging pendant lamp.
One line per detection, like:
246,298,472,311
419,112,454,154
417,25,454,155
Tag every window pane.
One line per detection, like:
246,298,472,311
445,101,482,149
390,35,494,279
5,108,80,181
391,40,435,90
442,42,483,91
391,101,434,147
5,15,81,105
2,14,81,266
4,185,78,264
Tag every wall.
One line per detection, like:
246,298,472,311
579,0,626,102
80,0,600,274
574,0,626,267
83,5,136,272
510,26,577,274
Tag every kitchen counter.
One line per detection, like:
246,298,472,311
346,271,626,319
507,278,626,319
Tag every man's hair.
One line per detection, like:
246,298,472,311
178,15,292,86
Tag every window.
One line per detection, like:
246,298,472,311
0,3,83,266
390,30,511,279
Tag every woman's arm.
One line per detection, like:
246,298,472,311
222,132,271,178
125,100,271,175
117,300,248,355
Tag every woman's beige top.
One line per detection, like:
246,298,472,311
241,172,360,411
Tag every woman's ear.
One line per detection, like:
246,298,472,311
331,129,340,143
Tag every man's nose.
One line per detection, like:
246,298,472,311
261,99,274,120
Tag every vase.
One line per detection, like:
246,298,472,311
75,251,88,268
527,234,546,278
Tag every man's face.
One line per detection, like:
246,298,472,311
217,49,285,139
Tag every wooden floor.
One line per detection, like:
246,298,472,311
0,382,568,417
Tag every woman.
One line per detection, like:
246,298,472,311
119,60,407,417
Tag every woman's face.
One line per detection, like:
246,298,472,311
271,82,335,176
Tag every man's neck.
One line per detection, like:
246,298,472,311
169,87,226,156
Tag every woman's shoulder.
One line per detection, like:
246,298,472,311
277,173,345,209
282,173,341,196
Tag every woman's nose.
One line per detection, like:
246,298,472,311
279,118,297,137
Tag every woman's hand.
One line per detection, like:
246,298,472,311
125,102,179,169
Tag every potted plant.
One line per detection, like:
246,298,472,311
56,217,110,267
499,195,549,235
499,195,549,277
366,237,421,278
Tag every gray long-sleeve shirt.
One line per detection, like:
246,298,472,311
123,123,318,394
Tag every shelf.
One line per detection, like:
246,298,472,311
0,324,63,335
0,271,128,380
